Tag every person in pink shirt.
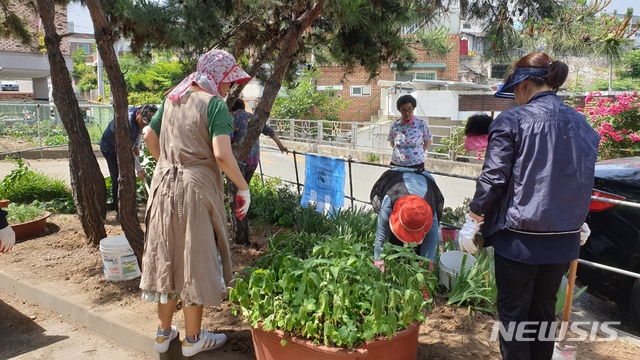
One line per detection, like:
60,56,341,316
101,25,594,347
463,113,493,160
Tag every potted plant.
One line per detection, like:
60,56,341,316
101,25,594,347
229,208,438,359
439,198,471,243
6,203,51,240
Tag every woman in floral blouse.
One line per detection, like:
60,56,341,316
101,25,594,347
387,95,432,169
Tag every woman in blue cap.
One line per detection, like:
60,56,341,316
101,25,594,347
457,52,600,360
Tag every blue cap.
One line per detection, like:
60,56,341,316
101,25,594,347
494,67,549,99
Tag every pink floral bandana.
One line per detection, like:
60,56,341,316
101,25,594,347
168,49,251,101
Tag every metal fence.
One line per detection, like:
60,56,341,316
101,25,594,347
0,101,478,161
0,102,114,155
265,118,474,161
255,146,640,282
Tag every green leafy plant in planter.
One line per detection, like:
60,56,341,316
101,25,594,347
230,239,436,349
230,206,437,353
440,197,471,229
5,202,46,225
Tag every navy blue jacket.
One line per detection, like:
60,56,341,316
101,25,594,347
99,107,142,154
470,91,600,238
0,208,7,229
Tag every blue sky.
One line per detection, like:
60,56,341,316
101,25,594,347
67,1,638,35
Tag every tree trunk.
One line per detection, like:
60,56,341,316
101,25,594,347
229,3,323,245
36,0,107,245
227,178,250,245
85,0,145,262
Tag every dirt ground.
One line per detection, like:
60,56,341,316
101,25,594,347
1,212,639,360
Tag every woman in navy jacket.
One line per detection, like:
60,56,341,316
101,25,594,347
458,52,600,360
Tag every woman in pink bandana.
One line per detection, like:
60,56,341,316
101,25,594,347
140,49,252,357
387,95,432,169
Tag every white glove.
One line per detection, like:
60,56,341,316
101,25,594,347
0,225,16,253
580,222,591,246
458,214,482,255
235,189,251,221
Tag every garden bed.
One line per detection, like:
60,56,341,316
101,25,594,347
0,212,638,359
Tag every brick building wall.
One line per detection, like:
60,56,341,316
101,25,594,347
0,2,69,56
317,35,460,122
69,33,96,63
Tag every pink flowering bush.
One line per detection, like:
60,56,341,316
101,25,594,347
578,91,640,160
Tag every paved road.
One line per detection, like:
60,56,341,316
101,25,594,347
0,288,152,360
0,149,476,211
257,146,477,210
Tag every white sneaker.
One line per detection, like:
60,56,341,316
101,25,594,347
181,329,227,357
154,325,178,353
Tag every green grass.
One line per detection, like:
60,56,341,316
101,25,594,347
0,159,71,204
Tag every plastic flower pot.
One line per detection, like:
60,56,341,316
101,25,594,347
0,199,9,208
11,211,51,240
440,226,458,243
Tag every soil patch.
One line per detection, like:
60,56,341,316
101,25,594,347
1,212,639,359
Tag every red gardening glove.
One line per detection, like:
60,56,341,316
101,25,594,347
422,285,431,300
235,189,250,220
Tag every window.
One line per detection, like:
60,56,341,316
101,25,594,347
462,23,471,30
79,43,91,54
403,23,418,35
394,71,437,82
350,85,371,96
415,72,437,80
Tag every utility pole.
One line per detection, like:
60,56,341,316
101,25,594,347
97,50,105,103
608,61,613,92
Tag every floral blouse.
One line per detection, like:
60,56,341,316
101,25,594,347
387,116,432,166
231,109,275,166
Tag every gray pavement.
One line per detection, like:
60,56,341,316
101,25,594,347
0,288,153,360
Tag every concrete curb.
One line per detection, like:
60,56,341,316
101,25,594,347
0,269,161,359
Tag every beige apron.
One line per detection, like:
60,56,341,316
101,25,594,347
140,91,233,306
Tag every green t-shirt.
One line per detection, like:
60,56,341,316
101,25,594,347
149,95,233,140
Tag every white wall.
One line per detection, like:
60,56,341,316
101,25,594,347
413,91,460,119
387,91,460,120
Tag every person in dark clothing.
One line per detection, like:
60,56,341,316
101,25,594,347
458,52,600,360
229,98,288,184
99,104,157,216
370,167,444,262
0,208,15,253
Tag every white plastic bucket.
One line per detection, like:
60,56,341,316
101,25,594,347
439,250,477,290
99,235,141,281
